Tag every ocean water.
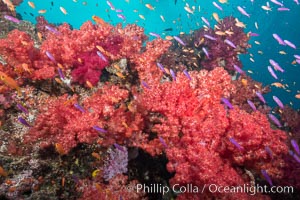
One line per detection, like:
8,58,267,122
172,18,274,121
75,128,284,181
16,0,300,109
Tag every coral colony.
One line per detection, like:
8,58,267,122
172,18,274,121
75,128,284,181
0,4,300,200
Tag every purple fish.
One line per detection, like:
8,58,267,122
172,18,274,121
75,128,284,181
202,47,210,59
183,69,192,80
269,59,284,72
45,25,60,35
149,32,160,38
237,6,250,18
221,97,233,109
277,7,290,11
265,146,273,159
268,114,282,127
141,81,151,89
229,138,244,150
233,64,244,74
249,32,259,37
204,34,217,41
106,0,115,10
45,51,56,63
294,55,300,60
114,143,125,152
18,117,32,127
294,0,300,5
273,96,284,109
296,59,300,65
212,2,223,11
93,125,107,133
268,66,278,79
96,51,108,62
283,40,296,49
117,14,126,20
255,91,266,104
17,103,29,114
261,170,273,186
115,9,123,13
289,150,300,163
156,62,166,73
159,136,168,148
272,34,285,45
247,100,257,111
270,0,284,7
201,17,210,27
173,36,186,46
4,15,20,23
74,103,85,112
57,68,65,80
291,139,300,155
224,39,237,48
170,69,176,81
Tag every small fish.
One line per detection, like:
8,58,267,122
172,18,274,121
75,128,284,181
262,5,272,11
170,69,176,81
265,146,273,159
59,6,68,15
93,125,107,133
273,96,284,109
38,9,47,14
45,25,60,35
291,139,300,155
86,80,93,89
4,15,20,23
283,40,296,49
224,39,237,48
173,36,186,46
221,97,233,109
212,13,220,23
261,170,273,186
156,63,167,73
269,59,284,72
249,32,259,37
278,7,290,11
294,0,300,5
149,32,160,38
255,22,259,29
96,51,108,62
268,66,278,79
268,114,282,127
74,103,85,112
270,0,284,7
271,82,285,88
106,0,115,10
202,47,210,59
289,150,300,163
0,71,21,95
237,6,250,18
247,100,257,111
212,2,223,11
92,15,108,26
272,34,285,45
256,92,266,104
233,64,244,74
114,143,125,152
183,69,192,80
295,94,300,99
294,55,300,60
278,51,286,55
229,138,244,150
3,0,15,11
18,117,31,127
141,81,151,89
160,15,165,22
159,136,168,148
91,152,101,160
57,68,65,80
204,34,217,41
28,1,35,9
115,9,123,12
55,143,66,155
184,6,194,14
163,28,173,31
17,103,29,114
201,17,210,27
117,14,126,20
45,51,56,63
145,3,154,10
138,14,145,20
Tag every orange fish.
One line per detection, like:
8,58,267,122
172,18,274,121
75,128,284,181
28,1,35,9
271,82,285,88
55,143,66,155
0,71,21,95
37,32,43,42
38,9,47,14
295,94,300,99
91,152,101,160
0,166,7,177
86,80,93,89
2,0,15,11
145,3,155,10
92,15,107,26
59,6,68,15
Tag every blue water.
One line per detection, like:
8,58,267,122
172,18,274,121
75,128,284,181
16,0,300,109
